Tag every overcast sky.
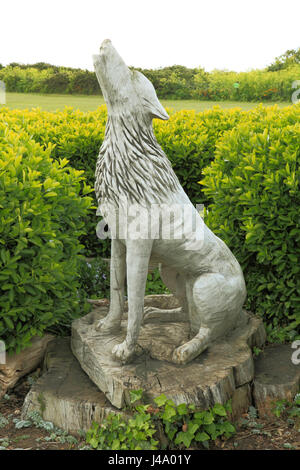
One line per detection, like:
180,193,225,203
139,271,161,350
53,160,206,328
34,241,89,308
0,0,299,72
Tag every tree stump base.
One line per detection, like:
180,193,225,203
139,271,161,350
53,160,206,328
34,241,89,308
20,300,299,435
21,337,117,434
253,343,300,416
71,302,266,411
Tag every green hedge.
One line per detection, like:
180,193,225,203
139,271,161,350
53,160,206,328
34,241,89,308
201,113,300,337
0,122,93,353
1,104,299,341
0,106,248,256
154,107,245,204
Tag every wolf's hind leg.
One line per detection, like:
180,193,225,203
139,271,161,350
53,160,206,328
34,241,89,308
160,265,188,311
172,272,245,364
172,327,211,364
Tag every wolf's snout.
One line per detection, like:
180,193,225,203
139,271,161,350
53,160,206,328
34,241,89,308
93,39,113,68
100,39,112,53
101,39,112,46
93,40,170,121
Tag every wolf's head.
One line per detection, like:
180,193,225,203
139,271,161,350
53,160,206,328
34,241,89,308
93,39,169,121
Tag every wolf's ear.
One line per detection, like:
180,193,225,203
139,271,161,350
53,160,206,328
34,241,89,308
132,71,169,121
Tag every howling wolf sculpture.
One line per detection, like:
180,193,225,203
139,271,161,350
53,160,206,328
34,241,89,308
93,39,247,365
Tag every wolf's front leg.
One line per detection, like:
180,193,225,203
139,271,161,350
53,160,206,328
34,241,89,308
112,239,153,363
96,238,126,333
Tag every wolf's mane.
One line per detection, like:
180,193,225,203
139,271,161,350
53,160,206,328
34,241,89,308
95,113,181,207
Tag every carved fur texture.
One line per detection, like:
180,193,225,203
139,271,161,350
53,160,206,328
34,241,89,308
93,40,247,366
95,113,181,207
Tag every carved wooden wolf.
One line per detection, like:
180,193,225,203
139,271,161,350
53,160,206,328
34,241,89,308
93,39,247,365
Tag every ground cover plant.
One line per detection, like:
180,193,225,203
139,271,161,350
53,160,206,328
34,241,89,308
85,389,236,450
1,375,299,450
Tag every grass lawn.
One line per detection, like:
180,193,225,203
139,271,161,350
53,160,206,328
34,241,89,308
1,92,293,113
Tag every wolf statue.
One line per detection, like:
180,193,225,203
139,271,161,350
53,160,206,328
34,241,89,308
93,39,247,365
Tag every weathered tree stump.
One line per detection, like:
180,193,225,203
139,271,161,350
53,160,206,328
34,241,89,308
21,337,117,434
21,337,254,434
20,299,299,434
253,344,300,416
0,335,54,398
71,303,266,410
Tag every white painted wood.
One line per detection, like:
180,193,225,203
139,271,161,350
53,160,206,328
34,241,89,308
93,40,247,365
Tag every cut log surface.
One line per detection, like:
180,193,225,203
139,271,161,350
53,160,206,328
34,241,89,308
0,335,54,398
71,301,266,410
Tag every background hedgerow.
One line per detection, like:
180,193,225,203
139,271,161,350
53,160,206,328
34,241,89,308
0,49,299,102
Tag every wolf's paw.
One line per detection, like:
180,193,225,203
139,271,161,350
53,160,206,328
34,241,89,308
172,343,194,365
95,316,121,334
172,333,210,365
112,340,135,363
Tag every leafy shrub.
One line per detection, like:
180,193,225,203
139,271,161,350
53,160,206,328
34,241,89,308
86,390,235,450
43,72,70,94
77,259,168,300
0,106,107,256
268,47,300,71
0,123,93,353
151,393,235,449
205,66,300,102
201,114,300,336
69,70,101,95
0,106,246,255
86,412,158,450
0,67,53,93
271,393,300,419
145,268,169,296
1,104,299,338
154,107,245,205
77,257,110,300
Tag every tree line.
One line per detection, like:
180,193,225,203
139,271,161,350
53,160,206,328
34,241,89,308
0,48,299,101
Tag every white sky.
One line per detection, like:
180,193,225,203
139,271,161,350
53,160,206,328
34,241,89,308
0,0,299,72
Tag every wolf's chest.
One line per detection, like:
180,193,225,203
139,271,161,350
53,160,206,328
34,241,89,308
98,199,205,248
